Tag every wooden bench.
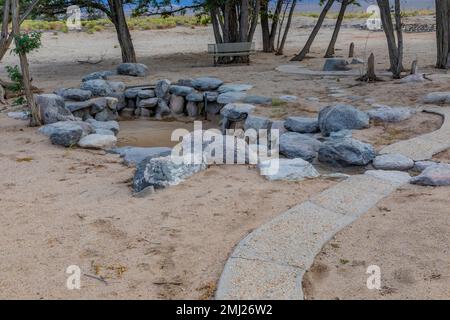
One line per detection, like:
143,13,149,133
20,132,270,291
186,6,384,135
208,42,256,66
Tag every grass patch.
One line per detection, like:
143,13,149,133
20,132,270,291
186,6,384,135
298,9,434,20
16,156,34,162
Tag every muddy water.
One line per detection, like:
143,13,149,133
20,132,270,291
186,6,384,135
117,120,217,148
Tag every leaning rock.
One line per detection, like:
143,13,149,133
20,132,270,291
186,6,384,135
242,95,272,105
410,164,450,186
78,134,117,150
117,63,149,77
85,119,119,135
59,88,92,101
132,154,206,192
423,92,450,105
220,103,255,121
244,115,272,131
373,153,414,171
155,79,171,99
318,104,370,136
367,105,413,122
169,85,194,96
279,132,321,162
36,94,75,124
259,158,320,181
217,91,246,104
218,83,252,94
80,79,113,97
169,95,185,114
323,58,351,71
318,138,376,166
111,146,172,166
192,77,223,91
284,117,319,133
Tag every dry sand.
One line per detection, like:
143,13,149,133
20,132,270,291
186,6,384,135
0,16,449,299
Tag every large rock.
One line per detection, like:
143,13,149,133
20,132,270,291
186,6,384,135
373,153,414,171
39,120,93,138
80,79,113,97
186,92,204,102
59,88,92,101
156,99,171,118
318,138,376,166
414,160,439,172
82,70,114,82
117,63,149,77
169,95,185,114
218,83,252,94
186,101,199,117
137,90,155,99
367,105,413,123
36,94,75,124
132,154,206,192
85,119,119,135
244,115,272,131
138,97,159,109
217,91,246,104
284,117,319,133
410,164,450,186
259,158,320,181
95,108,118,121
111,146,172,166
323,58,351,71
124,88,141,99
78,134,117,150
318,104,370,136
169,85,194,96
423,92,450,105
220,103,255,121
192,77,223,91
279,132,321,162
155,79,171,99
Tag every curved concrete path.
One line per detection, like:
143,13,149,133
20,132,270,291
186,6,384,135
215,170,411,300
380,107,450,160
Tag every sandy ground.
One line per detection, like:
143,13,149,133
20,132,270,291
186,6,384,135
0,16,449,299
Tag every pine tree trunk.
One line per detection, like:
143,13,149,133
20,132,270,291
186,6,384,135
108,0,136,63
324,0,348,58
291,0,335,61
11,0,41,126
436,0,450,69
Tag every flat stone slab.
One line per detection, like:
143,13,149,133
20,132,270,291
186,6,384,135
379,107,450,160
216,171,410,300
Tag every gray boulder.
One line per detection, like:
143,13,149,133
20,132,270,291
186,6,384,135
205,91,219,102
169,85,194,96
78,134,117,150
423,92,450,105
218,83,252,94
279,95,298,102
95,129,115,136
270,120,288,136
156,99,171,118
80,79,113,96
279,132,321,162
59,88,92,101
169,95,185,114
85,119,119,135
217,91,246,104
132,154,206,192
186,101,199,117
155,79,171,99
373,153,414,171
323,58,351,71
220,103,255,121
117,63,149,77
242,95,272,105
244,115,272,131
284,117,319,133
137,90,155,99
259,158,320,181
318,138,376,166
39,121,93,138
95,108,118,121
205,102,222,115
414,160,439,172
36,94,75,124
82,70,114,82
318,104,370,136
7,111,29,120
107,81,125,93
410,164,450,186
124,88,141,99
138,97,159,109
111,146,172,166
186,92,204,102
176,79,194,87
367,105,413,122
192,77,223,91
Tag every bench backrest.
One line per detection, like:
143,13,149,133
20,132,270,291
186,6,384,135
208,42,255,54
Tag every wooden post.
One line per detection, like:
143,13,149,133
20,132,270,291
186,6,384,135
357,53,380,82
410,59,418,74
349,42,355,58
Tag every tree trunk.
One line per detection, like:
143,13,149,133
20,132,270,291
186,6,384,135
291,0,335,61
108,0,136,63
248,0,261,42
435,0,450,69
324,0,348,58
348,42,355,58
11,0,41,126
260,0,271,52
276,0,297,55
357,53,381,82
